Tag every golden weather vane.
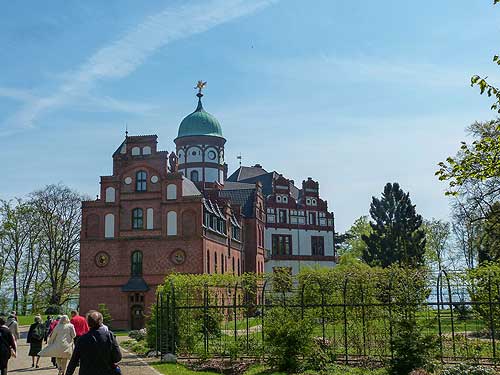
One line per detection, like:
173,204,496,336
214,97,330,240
195,80,207,94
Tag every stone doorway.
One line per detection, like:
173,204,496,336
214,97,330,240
131,304,145,330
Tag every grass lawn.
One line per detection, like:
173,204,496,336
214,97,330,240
151,363,387,375
17,315,37,326
152,363,218,375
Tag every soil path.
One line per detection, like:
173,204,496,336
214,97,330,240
7,326,161,375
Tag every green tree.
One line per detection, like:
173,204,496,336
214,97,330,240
338,215,372,258
423,218,451,271
477,202,500,263
362,183,426,268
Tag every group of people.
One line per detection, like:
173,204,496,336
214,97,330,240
0,310,122,375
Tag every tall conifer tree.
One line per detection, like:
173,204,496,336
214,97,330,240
362,182,426,267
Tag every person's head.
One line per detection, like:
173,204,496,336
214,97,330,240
0,317,6,326
59,315,70,325
70,310,78,318
47,315,51,320
35,315,42,324
10,311,16,317
56,315,61,321
86,310,103,329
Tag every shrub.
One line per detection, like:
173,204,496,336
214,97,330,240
439,363,495,375
389,319,437,375
129,328,147,341
264,306,314,372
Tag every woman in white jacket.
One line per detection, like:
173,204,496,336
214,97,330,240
39,315,76,375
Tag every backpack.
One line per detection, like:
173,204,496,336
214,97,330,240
31,324,44,341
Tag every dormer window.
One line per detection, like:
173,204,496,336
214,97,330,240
136,171,147,191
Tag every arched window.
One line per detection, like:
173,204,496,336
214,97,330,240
105,187,115,203
142,146,151,155
166,184,177,200
131,251,143,277
190,170,199,182
131,147,140,156
104,214,114,238
136,171,147,192
132,208,143,229
206,250,210,274
167,211,177,236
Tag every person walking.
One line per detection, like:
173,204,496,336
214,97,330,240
39,315,75,375
26,315,45,368
47,315,61,367
69,310,89,344
0,316,16,375
44,315,52,343
66,311,122,375
5,315,18,342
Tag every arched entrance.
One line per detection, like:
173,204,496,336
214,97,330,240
131,305,145,330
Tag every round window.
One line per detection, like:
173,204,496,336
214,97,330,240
124,177,132,185
208,151,216,160
151,175,159,183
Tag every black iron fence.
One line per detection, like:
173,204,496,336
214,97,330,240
155,269,500,364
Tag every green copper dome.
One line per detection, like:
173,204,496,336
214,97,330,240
177,96,223,139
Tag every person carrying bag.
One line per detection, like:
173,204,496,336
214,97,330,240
66,310,122,375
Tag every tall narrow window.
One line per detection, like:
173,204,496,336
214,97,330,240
131,251,143,277
308,212,316,225
190,170,199,182
132,208,144,229
278,209,287,224
221,253,224,274
311,236,325,256
167,211,177,236
104,213,114,238
214,253,218,273
136,170,147,192
207,250,210,274
272,234,292,255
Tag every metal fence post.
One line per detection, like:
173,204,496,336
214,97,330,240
343,277,349,365
488,274,496,359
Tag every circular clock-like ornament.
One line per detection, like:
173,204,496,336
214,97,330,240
207,151,216,160
151,175,159,183
171,249,186,265
95,252,110,267
124,177,132,185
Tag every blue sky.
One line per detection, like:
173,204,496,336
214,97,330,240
1,1,499,232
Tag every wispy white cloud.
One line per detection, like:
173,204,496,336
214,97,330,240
1,0,277,134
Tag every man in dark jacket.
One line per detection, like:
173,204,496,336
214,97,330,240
65,311,122,375
0,316,16,375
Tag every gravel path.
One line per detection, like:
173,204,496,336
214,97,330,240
7,327,161,375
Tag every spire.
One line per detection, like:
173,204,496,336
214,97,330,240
194,80,207,112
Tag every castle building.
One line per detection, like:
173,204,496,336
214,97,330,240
80,87,337,329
